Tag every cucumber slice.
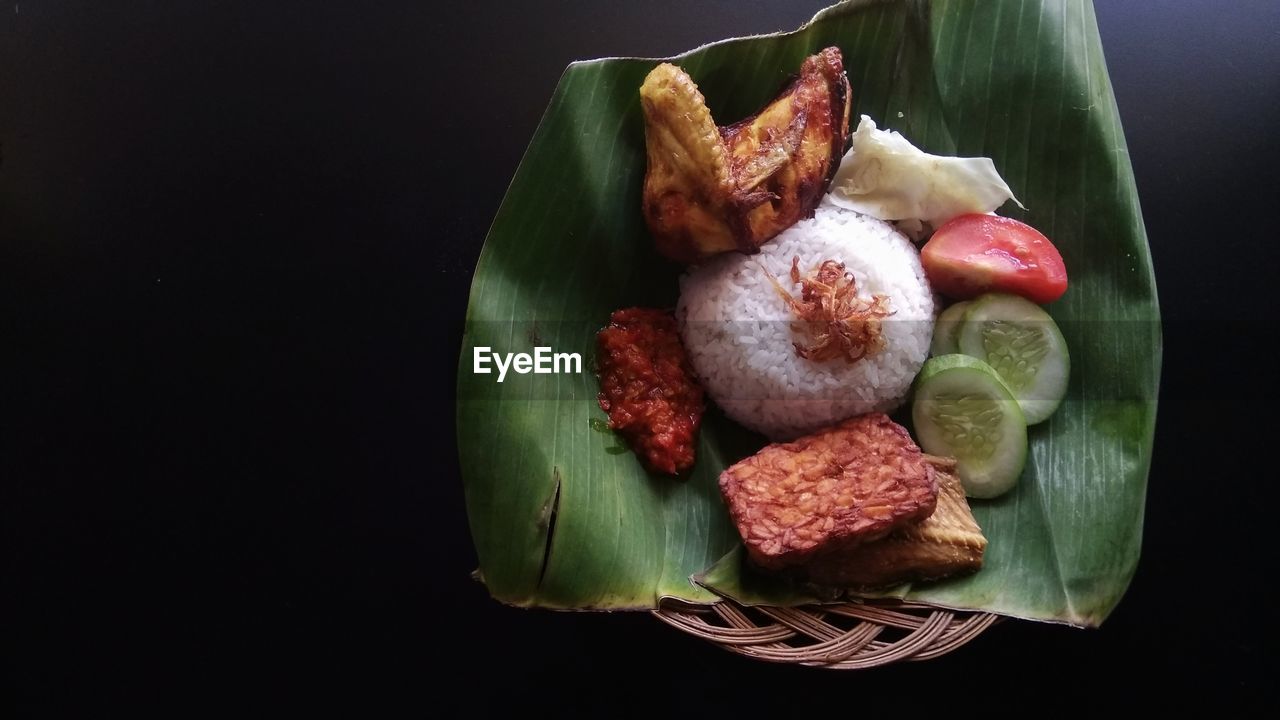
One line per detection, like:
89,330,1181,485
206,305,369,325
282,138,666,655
912,354,1027,499
930,301,971,357
958,293,1070,425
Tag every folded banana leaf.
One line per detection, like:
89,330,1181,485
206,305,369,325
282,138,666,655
458,0,1159,627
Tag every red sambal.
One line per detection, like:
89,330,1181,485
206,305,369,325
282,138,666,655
596,308,704,475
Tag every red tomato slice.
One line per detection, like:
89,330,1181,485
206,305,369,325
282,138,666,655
920,214,1068,304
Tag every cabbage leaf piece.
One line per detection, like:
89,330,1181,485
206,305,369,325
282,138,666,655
827,115,1023,227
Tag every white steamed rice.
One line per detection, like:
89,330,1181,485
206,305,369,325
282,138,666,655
677,203,935,440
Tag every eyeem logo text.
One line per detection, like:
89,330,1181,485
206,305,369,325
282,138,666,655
473,346,583,383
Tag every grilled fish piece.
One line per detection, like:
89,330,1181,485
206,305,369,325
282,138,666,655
805,457,987,587
640,47,852,264
718,414,939,571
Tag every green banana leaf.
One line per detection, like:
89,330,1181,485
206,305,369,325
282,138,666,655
458,0,1160,627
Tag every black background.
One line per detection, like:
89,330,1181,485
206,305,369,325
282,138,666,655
4,0,1278,712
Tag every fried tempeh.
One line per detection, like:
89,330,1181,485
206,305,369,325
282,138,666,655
718,414,938,570
805,457,987,587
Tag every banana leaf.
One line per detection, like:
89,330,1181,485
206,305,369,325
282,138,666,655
457,0,1159,627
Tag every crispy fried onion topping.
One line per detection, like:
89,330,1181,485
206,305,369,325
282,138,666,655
764,257,892,363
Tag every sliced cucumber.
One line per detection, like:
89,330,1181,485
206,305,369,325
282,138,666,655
912,355,1027,499
929,301,971,357
958,293,1069,425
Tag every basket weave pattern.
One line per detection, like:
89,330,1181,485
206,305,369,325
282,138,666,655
654,600,998,669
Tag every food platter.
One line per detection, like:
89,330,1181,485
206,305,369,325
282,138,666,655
458,0,1159,665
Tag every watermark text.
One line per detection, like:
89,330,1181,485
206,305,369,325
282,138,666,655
473,346,582,383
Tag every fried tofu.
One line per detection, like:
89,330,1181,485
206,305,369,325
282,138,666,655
718,414,938,570
804,459,987,587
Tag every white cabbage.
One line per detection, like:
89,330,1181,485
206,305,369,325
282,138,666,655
826,115,1023,227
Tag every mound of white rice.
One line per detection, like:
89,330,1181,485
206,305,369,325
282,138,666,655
677,204,935,440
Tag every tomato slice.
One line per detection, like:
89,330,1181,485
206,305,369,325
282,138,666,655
920,214,1068,304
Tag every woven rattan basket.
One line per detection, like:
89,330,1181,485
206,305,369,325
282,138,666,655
654,599,998,668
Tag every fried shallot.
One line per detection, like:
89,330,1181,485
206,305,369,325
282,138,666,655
765,256,892,363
